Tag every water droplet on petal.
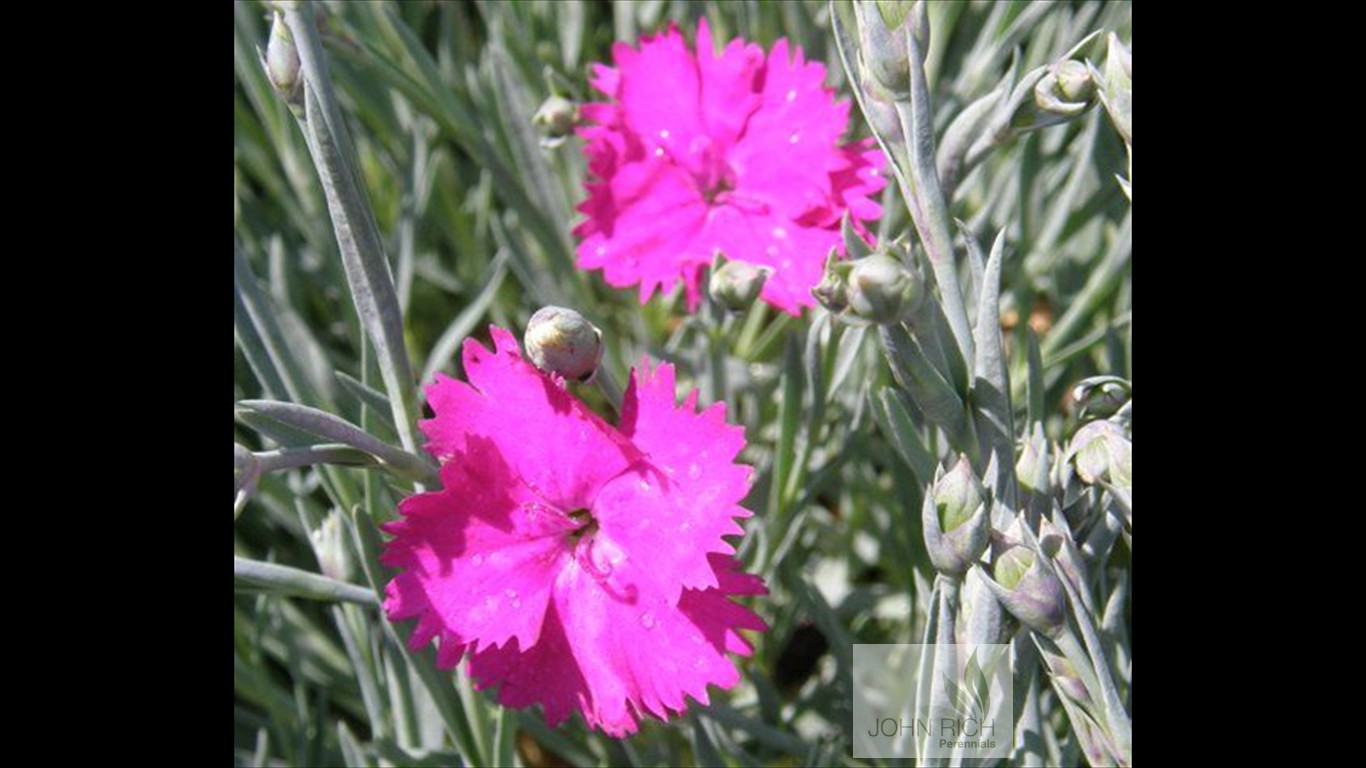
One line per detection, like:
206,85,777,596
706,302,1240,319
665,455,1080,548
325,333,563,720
786,88,797,102
772,227,787,239
505,588,521,608
765,245,779,257
471,553,484,566
595,246,607,257
641,612,656,629
654,147,665,157
789,132,800,144
687,463,702,479
693,657,707,669
659,128,670,139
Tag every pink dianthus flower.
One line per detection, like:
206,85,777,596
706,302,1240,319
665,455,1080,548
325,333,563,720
574,19,886,315
383,327,767,737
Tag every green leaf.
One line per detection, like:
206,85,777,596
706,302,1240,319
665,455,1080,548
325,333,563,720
235,557,378,606
770,331,805,518
421,251,508,385
235,242,317,405
238,399,436,484
870,387,936,486
879,324,972,453
283,5,421,452
335,371,396,432
689,712,726,768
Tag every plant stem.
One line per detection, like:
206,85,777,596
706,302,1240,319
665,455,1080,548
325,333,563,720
281,3,422,457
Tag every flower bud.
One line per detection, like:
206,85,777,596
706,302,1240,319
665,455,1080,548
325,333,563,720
1015,433,1047,495
310,510,354,582
1067,420,1131,489
964,568,1016,645
922,456,990,576
1033,59,1095,118
854,1,911,100
846,247,923,324
524,306,603,383
1038,514,1093,614
811,248,853,314
264,11,303,106
709,256,770,312
980,530,1067,638
1056,60,1096,103
1071,375,1130,421
533,95,579,149
1101,33,1132,146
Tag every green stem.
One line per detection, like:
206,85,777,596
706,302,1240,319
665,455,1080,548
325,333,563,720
1058,575,1133,762
282,3,422,456
923,574,960,765
234,557,377,606
894,6,975,370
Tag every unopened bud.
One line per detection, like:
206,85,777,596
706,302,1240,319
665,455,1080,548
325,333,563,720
854,1,911,99
812,248,853,314
709,256,769,312
264,12,302,104
1067,420,1131,489
846,248,923,324
923,456,990,576
524,306,603,383
1056,60,1096,103
981,530,1066,637
1034,59,1095,118
1015,437,1046,494
1072,375,1129,421
533,95,579,149
310,510,354,582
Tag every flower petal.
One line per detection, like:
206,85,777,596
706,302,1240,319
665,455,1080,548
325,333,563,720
695,204,841,316
382,438,576,654
726,39,851,221
421,327,638,511
468,553,762,737
695,17,764,151
576,161,710,303
597,360,751,598
615,24,707,165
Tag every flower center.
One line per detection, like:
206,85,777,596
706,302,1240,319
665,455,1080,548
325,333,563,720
566,507,598,541
702,174,734,204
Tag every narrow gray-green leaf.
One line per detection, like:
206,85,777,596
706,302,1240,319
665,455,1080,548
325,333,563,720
689,712,726,768
283,5,420,453
335,370,396,432
893,3,975,367
1024,328,1045,430
238,399,436,483
421,251,508,385
770,332,805,518
880,324,972,453
336,721,371,768
235,242,314,404
971,229,1015,499
872,387,937,486
235,557,378,606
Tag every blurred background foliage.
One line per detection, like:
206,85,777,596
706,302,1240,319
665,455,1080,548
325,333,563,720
234,1,1131,765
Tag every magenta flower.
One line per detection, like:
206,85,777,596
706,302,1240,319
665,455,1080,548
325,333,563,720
382,326,766,737
574,19,887,316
